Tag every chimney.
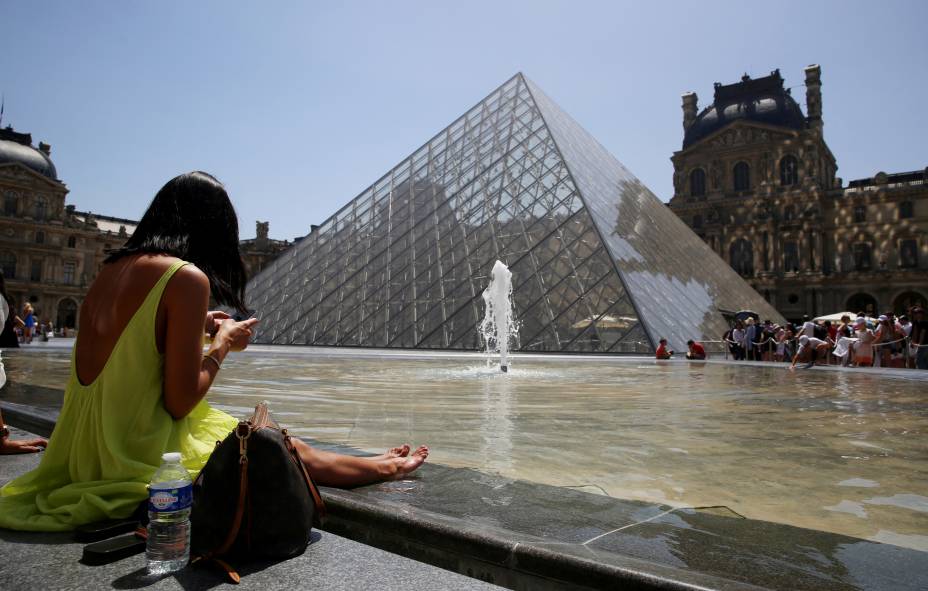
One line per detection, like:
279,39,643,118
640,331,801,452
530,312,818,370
38,142,51,156
804,64,822,131
682,92,698,131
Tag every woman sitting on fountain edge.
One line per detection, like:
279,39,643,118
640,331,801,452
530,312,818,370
0,172,427,531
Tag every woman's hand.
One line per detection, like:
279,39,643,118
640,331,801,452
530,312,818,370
214,317,259,352
204,310,230,337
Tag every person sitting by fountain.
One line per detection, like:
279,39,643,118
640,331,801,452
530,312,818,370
0,172,428,532
790,335,830,369
685,340,707,360
655,338,673,359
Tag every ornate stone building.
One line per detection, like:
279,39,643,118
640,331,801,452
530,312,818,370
240,221,291,278
668,66,927,321
0,126,138,330
0,125,289,331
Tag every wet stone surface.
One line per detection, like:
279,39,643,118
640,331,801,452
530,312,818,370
321,455,928,590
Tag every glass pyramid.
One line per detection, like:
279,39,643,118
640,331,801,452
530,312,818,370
246,73,783,353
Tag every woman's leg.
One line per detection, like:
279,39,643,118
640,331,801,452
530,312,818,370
292,439,427,488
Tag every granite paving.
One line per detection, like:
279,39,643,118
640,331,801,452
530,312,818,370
0,427,502,591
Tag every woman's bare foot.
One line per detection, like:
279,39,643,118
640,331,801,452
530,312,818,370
391,445,428,479
373,443,410,460
0,437,48,454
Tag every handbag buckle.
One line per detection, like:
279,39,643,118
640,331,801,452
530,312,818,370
235,422,252,464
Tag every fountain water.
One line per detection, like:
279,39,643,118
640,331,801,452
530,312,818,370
480,260,518,372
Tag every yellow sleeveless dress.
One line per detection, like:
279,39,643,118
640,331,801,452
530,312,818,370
0,260,238,531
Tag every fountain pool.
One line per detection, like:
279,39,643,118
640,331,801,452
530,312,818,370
4,345,927,553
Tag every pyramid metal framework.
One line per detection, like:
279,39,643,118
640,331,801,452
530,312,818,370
246,73,783,352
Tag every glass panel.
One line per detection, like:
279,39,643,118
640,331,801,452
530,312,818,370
523,76,785,353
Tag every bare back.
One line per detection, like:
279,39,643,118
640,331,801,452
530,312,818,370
75,254,181,386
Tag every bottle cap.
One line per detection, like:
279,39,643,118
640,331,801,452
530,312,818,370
162,452,182,463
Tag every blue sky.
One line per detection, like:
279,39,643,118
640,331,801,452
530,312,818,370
2,1,926,240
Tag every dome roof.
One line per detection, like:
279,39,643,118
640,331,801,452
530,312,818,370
683,70,807,149
0,127,58,180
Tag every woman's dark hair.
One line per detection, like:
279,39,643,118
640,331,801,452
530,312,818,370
105,172,248,312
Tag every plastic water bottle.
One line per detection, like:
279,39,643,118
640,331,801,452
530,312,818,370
146,452,192,575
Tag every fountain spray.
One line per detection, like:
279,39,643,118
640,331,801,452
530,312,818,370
480,260,517,372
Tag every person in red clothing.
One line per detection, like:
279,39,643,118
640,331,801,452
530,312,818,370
686,340,707,360
655,338,673,359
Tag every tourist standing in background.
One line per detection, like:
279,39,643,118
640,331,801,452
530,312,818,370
854,318,875,367
731,321,745,360
21,303,35,344
911,307,927,370
743,318,757,361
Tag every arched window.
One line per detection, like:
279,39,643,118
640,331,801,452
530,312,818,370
35,231,45,244
67,235,77,248
893,291,926,315
692,215,703,229
899,201,914,219
57,298,79,329
780,155,799,186
690,169,706,198
729,239,753,276
0,252,16,279
733,162,751,191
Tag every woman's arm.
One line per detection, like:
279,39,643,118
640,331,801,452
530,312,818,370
161,266,257,420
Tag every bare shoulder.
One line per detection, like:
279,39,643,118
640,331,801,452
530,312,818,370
164,261,210,302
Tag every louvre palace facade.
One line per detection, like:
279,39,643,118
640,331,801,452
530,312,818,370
668,65,927,321
0,125,288,331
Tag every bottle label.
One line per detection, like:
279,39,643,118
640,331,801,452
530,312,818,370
149,483,193,513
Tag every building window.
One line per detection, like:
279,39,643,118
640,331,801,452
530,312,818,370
733,162,751,191
692,215,703,229
689,169,706,197
63,262,76,285
35,198,47,221
853,243,872,271
853,205,866,223
780,155,799,186
899,201,914,219
729,239,753,276
67,235,77,248
35,231,45,244
0,252,16,279
787,293,800,305
783,241,800,272
4,193,17,216
30,259,42,282
783,205,796,221
900,239,918,268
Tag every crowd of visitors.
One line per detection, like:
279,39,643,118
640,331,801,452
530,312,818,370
718,308,928,370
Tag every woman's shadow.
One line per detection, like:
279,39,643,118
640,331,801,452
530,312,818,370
111,530,323,590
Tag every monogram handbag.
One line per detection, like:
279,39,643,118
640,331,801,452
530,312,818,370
190,402,325,582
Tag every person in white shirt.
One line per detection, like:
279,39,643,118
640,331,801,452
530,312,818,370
731,323,746,360
801,316,816,338
791,335,830,369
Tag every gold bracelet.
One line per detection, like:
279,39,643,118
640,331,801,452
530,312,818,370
203,353,222,371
